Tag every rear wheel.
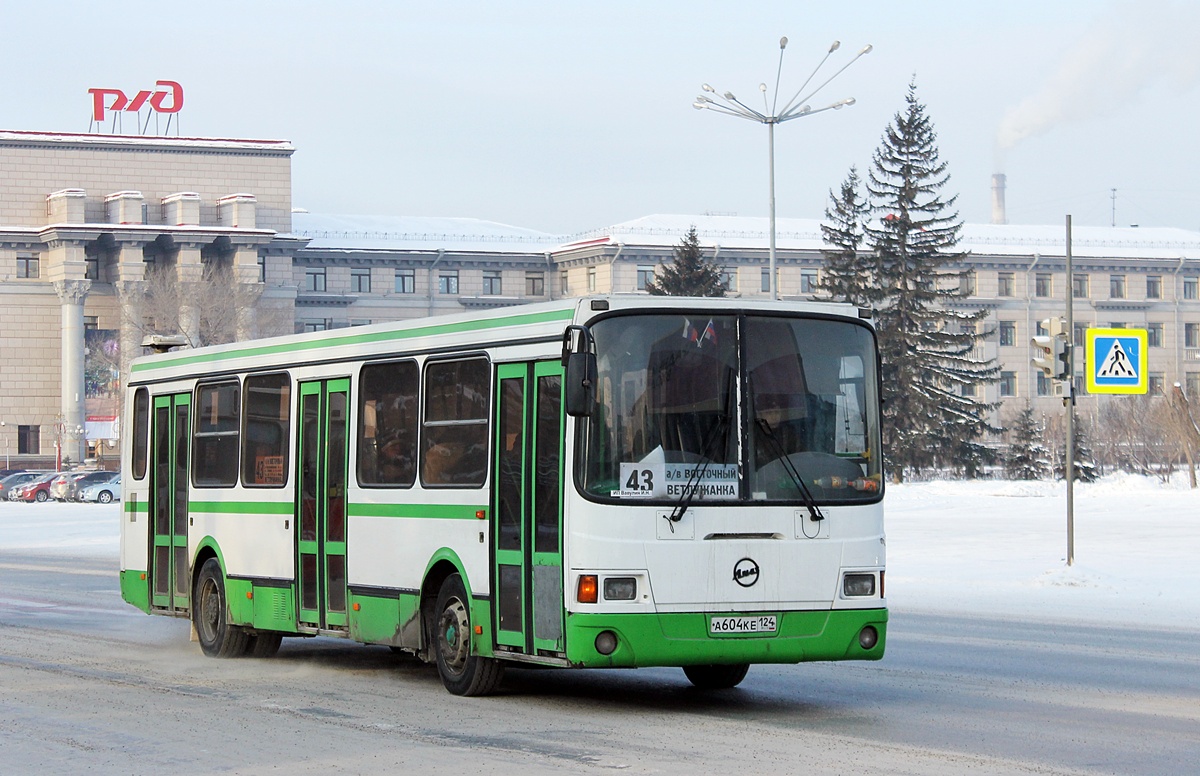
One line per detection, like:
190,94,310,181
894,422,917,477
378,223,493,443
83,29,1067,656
193,558,249,658
432,573,504,696
244,632,283,658
97,490,113,504
683,663,750,689
35,491,48,502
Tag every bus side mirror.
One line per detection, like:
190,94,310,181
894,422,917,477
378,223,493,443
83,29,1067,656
565,352,597,417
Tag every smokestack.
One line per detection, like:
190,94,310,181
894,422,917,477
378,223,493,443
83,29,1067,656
991,173,1008,225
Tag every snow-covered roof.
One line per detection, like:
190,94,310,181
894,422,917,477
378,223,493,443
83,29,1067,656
289,212,563,254
0,129,294,154
563,214,1200,262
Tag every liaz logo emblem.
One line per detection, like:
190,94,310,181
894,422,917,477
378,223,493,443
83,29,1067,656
733,558,760,588
88,80,184,122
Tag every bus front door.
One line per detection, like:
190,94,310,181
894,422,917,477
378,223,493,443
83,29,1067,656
150,393,190,612
493,362,565,657
296,379,350,631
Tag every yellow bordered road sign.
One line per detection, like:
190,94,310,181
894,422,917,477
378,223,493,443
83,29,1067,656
1086,328,1148,394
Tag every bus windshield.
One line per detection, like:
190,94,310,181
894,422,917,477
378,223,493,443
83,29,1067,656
580,313,881,504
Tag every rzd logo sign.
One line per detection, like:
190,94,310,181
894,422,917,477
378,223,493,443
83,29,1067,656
88,80,184,126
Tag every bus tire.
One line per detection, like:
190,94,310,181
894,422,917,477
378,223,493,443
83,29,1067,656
433,573,504,696
193,558,249,658
683,663,750,689
245,632,283,658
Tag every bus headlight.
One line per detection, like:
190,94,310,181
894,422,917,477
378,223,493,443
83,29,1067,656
843,573,876,597
603,577,636,601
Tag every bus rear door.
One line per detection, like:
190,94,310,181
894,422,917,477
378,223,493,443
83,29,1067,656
150,393,190,612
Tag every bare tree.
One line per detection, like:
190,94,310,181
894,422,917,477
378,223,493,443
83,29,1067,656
130,262,272,348
1166,384,1200,488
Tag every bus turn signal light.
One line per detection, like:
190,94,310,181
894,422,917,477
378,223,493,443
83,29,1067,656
577,574,598,604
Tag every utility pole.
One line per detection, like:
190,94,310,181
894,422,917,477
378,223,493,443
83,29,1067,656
1065,214,1075,566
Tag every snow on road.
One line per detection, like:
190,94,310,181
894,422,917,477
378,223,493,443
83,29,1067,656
1,473,1195,628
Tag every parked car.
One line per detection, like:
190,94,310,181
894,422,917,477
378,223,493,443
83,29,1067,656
0,471,45,500
50,470,91,501
67,470,120,501
0,468,26,480
78,473,121,503
9,471,60,502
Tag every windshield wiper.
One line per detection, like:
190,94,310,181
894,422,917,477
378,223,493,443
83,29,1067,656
754,417,825,522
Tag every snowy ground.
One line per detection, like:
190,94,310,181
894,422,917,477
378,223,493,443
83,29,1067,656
1,473,1195,629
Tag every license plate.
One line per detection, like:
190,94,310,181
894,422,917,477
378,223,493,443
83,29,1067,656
709,615,778,635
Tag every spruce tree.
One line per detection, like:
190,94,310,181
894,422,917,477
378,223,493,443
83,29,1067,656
817,165,876,307
646,225,726,297
865,80,1000,481
1055,412,1100,482
1005,404,1050,480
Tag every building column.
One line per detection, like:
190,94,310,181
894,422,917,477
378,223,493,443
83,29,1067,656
115,242,148,389
176,243,204,345
53,279,91,465
233,245,264,340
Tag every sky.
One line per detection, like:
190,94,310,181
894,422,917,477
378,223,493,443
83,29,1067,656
3,473,1195,629
7,1,1200,236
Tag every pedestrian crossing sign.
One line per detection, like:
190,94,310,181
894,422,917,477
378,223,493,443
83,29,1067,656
1086,328,1148,394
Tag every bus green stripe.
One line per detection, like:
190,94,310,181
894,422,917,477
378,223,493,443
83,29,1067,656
131,307,575,374
349,503,485,520
124,500,148,514
189,500,295,515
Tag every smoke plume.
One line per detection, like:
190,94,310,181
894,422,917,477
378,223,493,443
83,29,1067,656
996,1,1200,156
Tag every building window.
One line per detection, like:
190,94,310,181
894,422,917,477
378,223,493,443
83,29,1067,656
351,268,371,293
1185,277,1198,300
1073,322,1088,346
1147,322,1163,348
999,320,1016,347
1149,373,1165,395
1186,322,1199,349
257,254,266,283
1036,372,1051,397
1146,275,1162,299
482,270,502,296
17,256,39,279
304,267,326,292
1109,274,1126,299
560,271,569,296
720,268,735,291
525,271,544,296
961,382,977,397
997,272,1014,297
1073,274,1089,299
801,270,819,295
302,319,329,333
349,319,371,327
587,267,597,293
1035,320,1048,337
959,270,975,296
86,252,100,281
761,267,771,293
395,268,415,294
83,315,98,332
1109,321,1125,330
999,371,1017,397
637,265,656,292
17,424,39,455
438,270,459,295
1035,273,1052,297
1187,373,1200,400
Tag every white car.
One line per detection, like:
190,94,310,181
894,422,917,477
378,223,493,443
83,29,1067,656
78,474,121,504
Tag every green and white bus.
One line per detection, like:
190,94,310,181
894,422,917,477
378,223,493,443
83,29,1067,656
120,296,886,695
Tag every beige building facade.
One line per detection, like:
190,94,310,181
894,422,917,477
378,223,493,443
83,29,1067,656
2,130,1199,467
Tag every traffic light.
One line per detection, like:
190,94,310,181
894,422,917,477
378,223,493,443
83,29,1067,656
1031,317,1070,379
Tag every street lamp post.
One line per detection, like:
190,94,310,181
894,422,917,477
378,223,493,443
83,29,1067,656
695,37,871,300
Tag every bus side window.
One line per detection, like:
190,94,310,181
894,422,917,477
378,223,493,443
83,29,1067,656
421,358,489,487
132,387,150,479
242,373,290,487
358,360,419,487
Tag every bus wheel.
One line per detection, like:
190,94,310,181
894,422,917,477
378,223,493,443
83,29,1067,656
245,632,283,658
193,558,249,658
683,663,750,689
433,573,504,696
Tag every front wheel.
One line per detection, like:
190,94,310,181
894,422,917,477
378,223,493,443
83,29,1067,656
35,491,48,502
97,490,113,504
432,573,504,696
193,558,249,657
683,663,750,689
